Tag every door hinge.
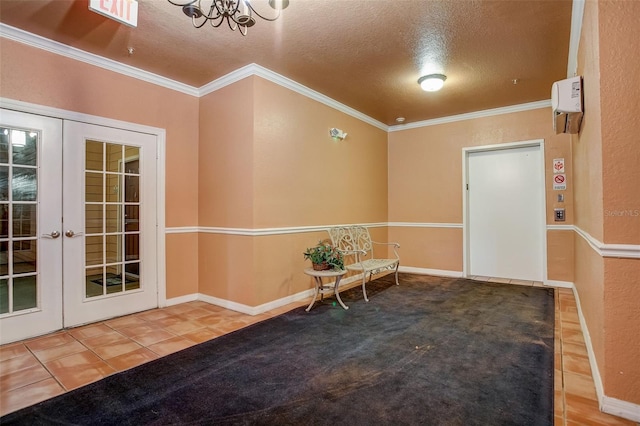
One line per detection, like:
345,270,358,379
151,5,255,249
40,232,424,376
466,183,469,190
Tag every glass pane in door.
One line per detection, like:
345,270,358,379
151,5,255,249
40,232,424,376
84,140,141,298
0,126,39,315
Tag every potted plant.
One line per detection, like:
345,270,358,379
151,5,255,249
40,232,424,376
303,240,344,271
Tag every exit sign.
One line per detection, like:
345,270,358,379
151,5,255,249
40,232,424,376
89,0,138,27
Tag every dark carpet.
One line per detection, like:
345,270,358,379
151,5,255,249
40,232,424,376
2,274,554,425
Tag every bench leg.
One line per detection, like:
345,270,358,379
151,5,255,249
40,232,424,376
361,273,369,302
394,264,400,285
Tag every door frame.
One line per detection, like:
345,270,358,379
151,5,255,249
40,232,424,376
461,139,547,282
1,97,167,308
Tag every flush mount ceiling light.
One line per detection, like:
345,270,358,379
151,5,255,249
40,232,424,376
418,74,447,92
167,0,289,36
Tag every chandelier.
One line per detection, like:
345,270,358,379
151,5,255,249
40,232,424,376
167,0,289,35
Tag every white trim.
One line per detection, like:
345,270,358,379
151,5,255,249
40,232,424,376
165,226,200,234
199,63,388,131
0,97,168,310
196,273,366,315
546,224,575,231
165,293,199,307
462,139,547,280
389,100,551,132
601,396,640,423
399,266,463,278
572,283,606,408
388,222,463,229
166,223,387,236
544,280,573,288
574,225,640,259
567,0,586,78
0,24,198,97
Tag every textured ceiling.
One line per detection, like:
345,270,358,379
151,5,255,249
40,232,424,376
0,0,573,126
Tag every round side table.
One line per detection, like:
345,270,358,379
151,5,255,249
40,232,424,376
304,268,348,311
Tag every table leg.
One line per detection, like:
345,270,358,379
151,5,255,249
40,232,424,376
305,276,321,312
333,275,349,310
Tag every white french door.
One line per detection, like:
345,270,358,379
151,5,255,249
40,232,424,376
63,121,158,327
0,110,63,343
0,110,159,344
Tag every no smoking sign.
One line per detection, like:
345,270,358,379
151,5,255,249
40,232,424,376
553,173,566,190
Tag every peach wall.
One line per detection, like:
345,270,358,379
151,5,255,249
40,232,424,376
0,38,200,300
197,76,389,305
573,0,604,241
389,227,462,272
165,234,199,299
572,0,640,406
252,78,388,227
546,230,574,282
574,235,605,372
598,0,640,404
389,108,573,274
603,257,640,403
598,0,640,245
198,78,255,228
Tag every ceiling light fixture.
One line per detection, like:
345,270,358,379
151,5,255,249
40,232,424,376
167,0,289,36
418,74,447,92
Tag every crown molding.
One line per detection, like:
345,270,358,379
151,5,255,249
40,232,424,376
0,23,199,97
198,63,389,131
388,100,551,132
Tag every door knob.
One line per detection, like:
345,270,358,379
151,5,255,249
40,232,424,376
65,230,84,238
42,231,61,239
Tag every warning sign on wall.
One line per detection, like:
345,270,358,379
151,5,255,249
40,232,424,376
553,173,566,190
553,158,565,174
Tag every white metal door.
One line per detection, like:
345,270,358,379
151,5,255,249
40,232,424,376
0,109,63,344
63,121,158,327
467,144,545,281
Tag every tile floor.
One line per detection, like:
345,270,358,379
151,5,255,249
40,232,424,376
0,278,638,425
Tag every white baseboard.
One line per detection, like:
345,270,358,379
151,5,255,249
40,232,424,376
602,396,640,422
572,285,640,422
544,280,573,288
165,293,198,306
398,266,463,278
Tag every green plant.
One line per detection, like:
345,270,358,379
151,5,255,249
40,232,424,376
303,240,344,270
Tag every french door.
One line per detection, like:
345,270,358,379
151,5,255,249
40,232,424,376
0,110,158,344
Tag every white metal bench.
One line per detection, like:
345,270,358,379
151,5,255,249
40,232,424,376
327,225,400,302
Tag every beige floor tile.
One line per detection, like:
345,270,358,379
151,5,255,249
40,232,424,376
147,336,196,357
487,277,511,283
0,364,52,393
32,340,87,364
179,307,215,320
81,330,129,349
67,323,113,341
163,319,204,335
0,353,41,376
91,340,143,360
44,351,116,391
564,371,598,401
106,347,159,372
24,332,75,352
194,313,226,328
510,279,533,286
181,327,225,343
565,394,637,426
104,315,149,329
561,341,589,358
562,353,592,376
130,329,176,346
0,343,31,362
0,377,64,416
116,323,162,338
